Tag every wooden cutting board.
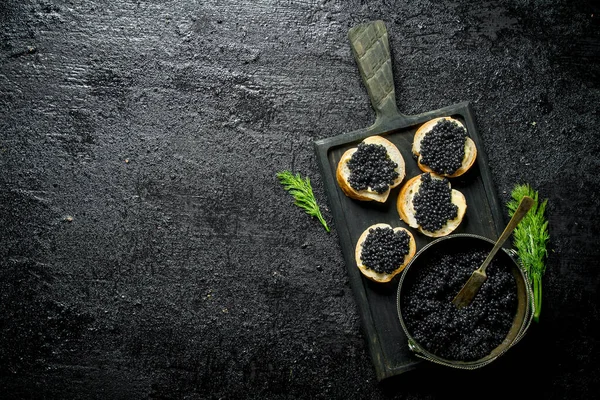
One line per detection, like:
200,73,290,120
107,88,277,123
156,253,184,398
314,20,505,381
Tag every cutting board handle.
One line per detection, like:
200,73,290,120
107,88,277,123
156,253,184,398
348,21,405,129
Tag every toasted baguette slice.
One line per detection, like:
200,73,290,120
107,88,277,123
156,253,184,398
397,173,467,237
354,223,417,283
412,117,477,178
336,136,405,203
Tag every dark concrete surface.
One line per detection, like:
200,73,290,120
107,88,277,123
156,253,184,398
1,0,599,399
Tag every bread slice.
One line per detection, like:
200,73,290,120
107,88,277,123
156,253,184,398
412,117,477,178
336,136,405,203
397,173,467,237
354,223,417,283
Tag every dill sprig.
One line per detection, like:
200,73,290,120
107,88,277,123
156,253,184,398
507,184,550,323
277,171,330,232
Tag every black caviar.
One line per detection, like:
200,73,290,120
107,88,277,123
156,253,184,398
413,173,458,232
401,247,517,361
360,227,410,274
347,142,399,194
420,119,467,175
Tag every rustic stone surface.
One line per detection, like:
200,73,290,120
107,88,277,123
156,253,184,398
1,0,599,398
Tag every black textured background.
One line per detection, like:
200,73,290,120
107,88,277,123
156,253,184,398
1,1,599,399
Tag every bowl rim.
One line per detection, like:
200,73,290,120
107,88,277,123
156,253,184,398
396,233,534,369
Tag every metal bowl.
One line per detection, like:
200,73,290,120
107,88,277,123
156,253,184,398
396,233,534,369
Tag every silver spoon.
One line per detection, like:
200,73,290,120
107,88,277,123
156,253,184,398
452,196,534,309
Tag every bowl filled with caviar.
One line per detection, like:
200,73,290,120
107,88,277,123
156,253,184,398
396,234,534,369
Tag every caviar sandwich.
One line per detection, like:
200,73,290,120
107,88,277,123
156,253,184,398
412,117,477,178
355,223,416,283
397,172,466,237
337,136,405,203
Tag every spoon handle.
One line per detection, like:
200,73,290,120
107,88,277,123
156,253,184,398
478,196,534,274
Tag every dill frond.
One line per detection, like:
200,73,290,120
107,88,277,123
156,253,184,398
508,184,550,322
277,170,330,232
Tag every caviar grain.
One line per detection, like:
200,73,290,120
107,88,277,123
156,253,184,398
360,227,410,274
401,247,517,361
348,142,399,194
413,173,458,232
420,119,467,175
